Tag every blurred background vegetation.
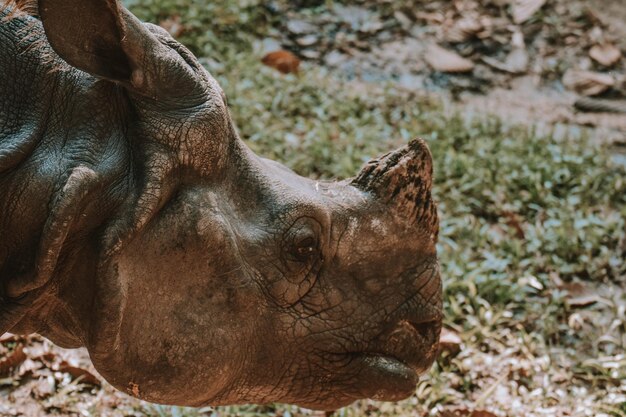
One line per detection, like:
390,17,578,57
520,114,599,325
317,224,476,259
2,0,625,416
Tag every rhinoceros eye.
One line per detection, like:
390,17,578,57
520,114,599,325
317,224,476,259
292,236,318,263
283,218,322,265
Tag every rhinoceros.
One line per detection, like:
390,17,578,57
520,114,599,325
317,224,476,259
0,0,442,410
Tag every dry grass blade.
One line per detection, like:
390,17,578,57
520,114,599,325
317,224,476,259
511,0,546,24
425,44,474,73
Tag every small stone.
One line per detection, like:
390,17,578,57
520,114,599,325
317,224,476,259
286,19,317,35
296,35,319,47
300,49,321,60
325,50,346,66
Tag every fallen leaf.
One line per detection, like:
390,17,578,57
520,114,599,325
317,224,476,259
562,70,614,96
415,11,445,25
559,281,605,308
286,19,317,35
567,294,602,308
574,97,626,113
471,411,498,417
504,31,529,73
439,327,462,356
262,50,301,74
501,210,526,239
0,343,26,376
510,0,546,24
445,16,483,43
32,375,56,399
159,15,184,38
519,275,544,291
58,361,101,387
394,11,413,30
437,410,497,417
438,412,461,417
425,44,474,73
568,312,584,330
589,43,622,67
296,35,319,47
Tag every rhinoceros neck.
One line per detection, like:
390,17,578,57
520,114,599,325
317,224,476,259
0,11,136,340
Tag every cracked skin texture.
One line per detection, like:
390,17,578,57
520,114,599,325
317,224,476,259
0,0,442,410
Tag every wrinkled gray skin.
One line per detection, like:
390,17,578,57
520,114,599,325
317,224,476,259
0,0,442,410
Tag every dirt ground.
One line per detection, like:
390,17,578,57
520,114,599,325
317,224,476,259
453,0,626,145
257,0,626,169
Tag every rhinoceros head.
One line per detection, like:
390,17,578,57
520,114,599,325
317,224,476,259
2,0,441,410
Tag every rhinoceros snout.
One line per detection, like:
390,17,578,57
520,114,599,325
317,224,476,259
379,316,442,373
369,263,443,374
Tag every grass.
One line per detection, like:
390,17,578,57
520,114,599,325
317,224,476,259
120,1,626,415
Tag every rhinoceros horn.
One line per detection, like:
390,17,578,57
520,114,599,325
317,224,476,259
352,138,438,236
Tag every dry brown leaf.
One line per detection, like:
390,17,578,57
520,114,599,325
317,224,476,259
445,16,483,43
562,70,614,96
262,50,301,75
501,210,526,239
511,0,546,24
438,412,461,417
567,294,602,308
159,15,184,38
471,411,498,417
58,361,101,387
0,343,26,376
439,327,462,356
559,281,604,308
425,44,474,73
574,97,626,113
438,410,497,417
416,11,445,25
589,43,622,67
482,49,528,74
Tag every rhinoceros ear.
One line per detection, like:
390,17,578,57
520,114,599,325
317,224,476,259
39,0,132,80
352,138,439,238
38,0,166,94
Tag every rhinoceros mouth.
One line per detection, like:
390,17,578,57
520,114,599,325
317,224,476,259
331,314,441,402
359,316,441,371
345,353,420,401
